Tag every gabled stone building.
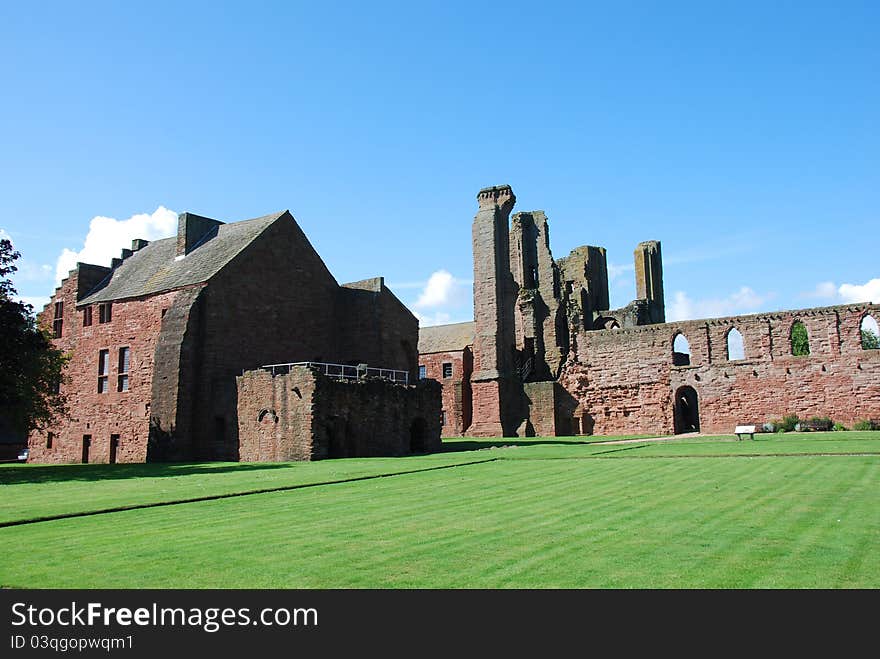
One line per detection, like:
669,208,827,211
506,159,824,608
30,210,440,463
419,184,880,437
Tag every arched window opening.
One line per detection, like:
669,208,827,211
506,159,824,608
726,327,745,360
673,333,691,366
861,314,880,350
791,321,810,356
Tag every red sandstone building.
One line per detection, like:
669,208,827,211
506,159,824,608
29,210,440,463
418,184,880,437
27,187,880,463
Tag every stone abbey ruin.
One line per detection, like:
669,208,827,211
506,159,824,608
27,185,880,463
420,184,880,439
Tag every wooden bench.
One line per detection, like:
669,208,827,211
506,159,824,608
734,425,756,441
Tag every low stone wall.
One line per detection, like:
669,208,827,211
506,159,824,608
237,366,442,461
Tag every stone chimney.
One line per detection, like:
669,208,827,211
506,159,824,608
177,212,224,257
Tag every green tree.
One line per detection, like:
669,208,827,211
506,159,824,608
791,321,810,356
0,239,68,436
862,329,880,350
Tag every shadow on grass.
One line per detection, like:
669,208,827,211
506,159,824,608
439,439,595,453
0,461,292,485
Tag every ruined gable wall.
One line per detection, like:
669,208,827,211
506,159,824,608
335,282,420,382
193,216,341,460
28,272,185,463
559,304,880,436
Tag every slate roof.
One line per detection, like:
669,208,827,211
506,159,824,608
78,211,287,305
418,321,475,354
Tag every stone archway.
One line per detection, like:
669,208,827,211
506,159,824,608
674,386,700,434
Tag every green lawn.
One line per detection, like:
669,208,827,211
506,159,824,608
1,432,878,588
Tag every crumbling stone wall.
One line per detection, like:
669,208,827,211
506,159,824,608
237,366,442,460
559,303,880,435
510,211,568,380
336,278,420,382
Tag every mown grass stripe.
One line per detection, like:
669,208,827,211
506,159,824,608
0,457,497,529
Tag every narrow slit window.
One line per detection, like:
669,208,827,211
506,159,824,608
117,347,130,392
98,349,109,393
82,306,93,327
418,364,426,380
442,362,453,378
53,301,63,338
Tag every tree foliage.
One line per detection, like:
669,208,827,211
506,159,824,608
790,321,810,356
862,328,880,350
0,239,68,436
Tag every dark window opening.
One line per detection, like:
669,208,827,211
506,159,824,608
441,410,447,426
98,349,109,393
81,435,91,464
161,308,168,318
791,321,810,356
98,303,112,324
442,362,453,378
419,364,426,379
117,347,130,392
109,434,120,464
46,432,54,449
82,306,93,327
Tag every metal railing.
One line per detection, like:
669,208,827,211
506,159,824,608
258,361,409,385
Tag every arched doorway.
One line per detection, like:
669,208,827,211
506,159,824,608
674,386,700,434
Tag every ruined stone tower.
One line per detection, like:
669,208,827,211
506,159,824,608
634,240,665,324
467,185,520,437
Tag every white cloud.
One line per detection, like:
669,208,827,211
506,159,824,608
413,270,470,309
799,278,880,305
54,207,177,284
839,278,880,304
413,310,453,327
0,228,11,241
401,269,473,327
668,286,774,322
803,281,840,300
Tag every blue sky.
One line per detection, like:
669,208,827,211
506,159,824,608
1,1,877,325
